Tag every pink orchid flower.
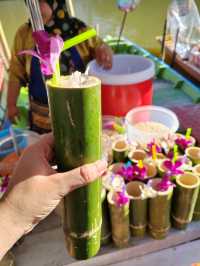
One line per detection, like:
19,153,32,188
175,136,192,151
157,174,175,192
132,164,147,181
147,140,162,155
114,187,129,207
19,30,63,76
163,160,184,176
117,161,133,181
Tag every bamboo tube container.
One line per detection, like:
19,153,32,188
128,149,147,164
144,162,157,180
127,181,147,237
101,189,112,245
186,147,200,165
193,164,200,177
107,191,130,248
47,76,102,260
148,178,173,239
193,164,200,221
172,172,200,229
176,133,196,151
193,181,200,221
112,139,129,163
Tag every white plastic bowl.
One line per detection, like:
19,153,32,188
125,105,179,144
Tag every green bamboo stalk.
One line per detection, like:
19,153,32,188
101,189,112,245
107,191,130,248
127,181,147,237
148,178,173,239
172,172,200,229
112,139,129,163
47,76,102,260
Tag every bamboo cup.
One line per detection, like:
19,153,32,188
186,147,200,165
127,181,147,237
128,149,147,164
192,166,200,220
47,76,102,260
107,191,130,248
144,162,157,180
148,178,173,239
101,189,112,245
112,139,129,163
172,172,200,229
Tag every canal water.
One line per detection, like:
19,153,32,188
0,0,200,53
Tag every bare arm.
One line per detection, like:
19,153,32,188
7,24,31,121
7,81,21,121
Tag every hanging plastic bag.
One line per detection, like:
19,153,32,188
167,0,200,58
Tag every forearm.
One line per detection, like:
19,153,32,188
7,81,21,107
0,201,24,259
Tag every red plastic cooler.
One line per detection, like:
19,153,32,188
88,54,155,117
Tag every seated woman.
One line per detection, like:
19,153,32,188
7,0,113,134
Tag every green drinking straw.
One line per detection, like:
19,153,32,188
173,144,178,163
52,28,97,84
185,128,192,140
52,60,61,85
62,28,97,52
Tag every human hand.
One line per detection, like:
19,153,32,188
95,43,113,69
2,134,107,235
7,104,19,123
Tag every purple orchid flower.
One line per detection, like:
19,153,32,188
132,164,147,181
117,161,134,181
157,174,175,192
147,140,162,155
19,30,63,76
0,175,9,193
163,160,184,176
114,187,129,207
175,136,192,151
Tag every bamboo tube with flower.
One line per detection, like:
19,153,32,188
101,188,112,245
112,138,129,163
108,188,130,248
127,181,148,237
172,172,200,229
175,128,195,153
47,73,102,259
148,177,174,239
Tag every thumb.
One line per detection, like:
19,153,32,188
52,160,107,196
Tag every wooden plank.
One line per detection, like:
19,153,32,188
65,222,200,266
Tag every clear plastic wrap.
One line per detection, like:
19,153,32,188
167,0,200,58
